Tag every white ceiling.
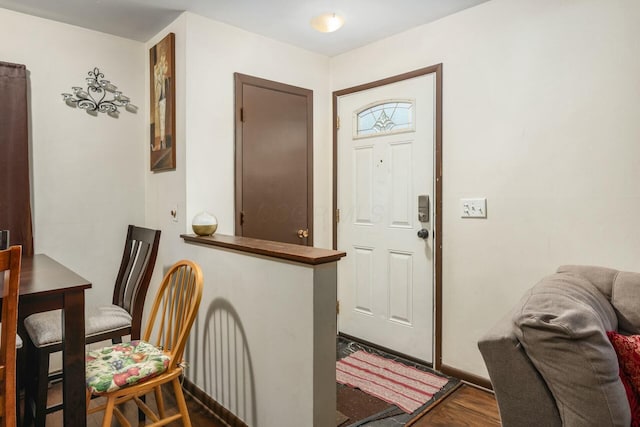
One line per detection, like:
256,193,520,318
0,0,489,56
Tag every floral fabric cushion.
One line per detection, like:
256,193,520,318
86,340,170,394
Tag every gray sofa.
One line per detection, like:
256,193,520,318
478,265,640,427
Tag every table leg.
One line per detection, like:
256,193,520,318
62,289,87,427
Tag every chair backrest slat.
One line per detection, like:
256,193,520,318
112,225,161,339
118,241,142,311
0,231,8,251
143,261,203,369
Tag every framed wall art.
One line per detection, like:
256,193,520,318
149,32,176,171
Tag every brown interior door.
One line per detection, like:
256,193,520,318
235,73,313,245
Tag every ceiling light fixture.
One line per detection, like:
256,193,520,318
310,13,344,33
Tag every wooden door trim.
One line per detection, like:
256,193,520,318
234,73,314,245
332,64,443,369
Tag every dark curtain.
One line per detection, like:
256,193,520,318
0,61,33,256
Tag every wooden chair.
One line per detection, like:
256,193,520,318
86,259,203,427
23,225,161,426
0,246,21,427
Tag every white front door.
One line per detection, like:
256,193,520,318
337,73,435,363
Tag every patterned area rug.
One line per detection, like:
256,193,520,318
336,337,460,426
337,350,449,413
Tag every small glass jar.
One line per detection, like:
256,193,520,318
192,212,218,236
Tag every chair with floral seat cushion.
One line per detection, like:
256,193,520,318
86,341,170,394
0,245,21,427
86,259,203,427
23,225,161,427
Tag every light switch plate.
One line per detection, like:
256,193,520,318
461,198,487,218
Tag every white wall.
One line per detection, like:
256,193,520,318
143,13,333,424
6,0,639,396
144,12,333,299
331,0,640,377
144,15,189,273
177,244,337,427
0,8,146,307
184,13,332,250
145,12,332,251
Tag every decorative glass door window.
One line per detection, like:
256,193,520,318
353,99,415,139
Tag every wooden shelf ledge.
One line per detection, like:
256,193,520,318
181,234,346,266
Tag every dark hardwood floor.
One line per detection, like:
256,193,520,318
28,381,227,427
35,381,499,426
410,384,501,427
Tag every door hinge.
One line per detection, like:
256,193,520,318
240,107,245,122
336,209,340,223
336,115,340,130
240,211,245,225
336,300,340,315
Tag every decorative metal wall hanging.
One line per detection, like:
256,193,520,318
62,67,137,117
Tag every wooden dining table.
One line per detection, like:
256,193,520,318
18,254,91,427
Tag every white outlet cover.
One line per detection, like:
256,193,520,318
460,198,487,218
170,204,178,223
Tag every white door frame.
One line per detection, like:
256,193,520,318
332,64,443,369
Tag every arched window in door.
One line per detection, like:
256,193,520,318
354,99,415,139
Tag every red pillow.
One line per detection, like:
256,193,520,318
607,331,640,426
620,368,640,427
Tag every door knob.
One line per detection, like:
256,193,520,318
417,228,429,239
297,229,309,239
